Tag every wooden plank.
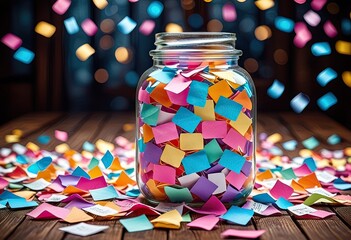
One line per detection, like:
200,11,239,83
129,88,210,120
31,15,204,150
93,113,133,143
333,206,351,228
13,113,89,152
169,214,256,240
293,207,351,240
123,228,167,240
278,113,351,239
256,113,307,239
65,113,109,151
0,112,63,146
0,208,32,240
254,215,307,240
6,219,63,240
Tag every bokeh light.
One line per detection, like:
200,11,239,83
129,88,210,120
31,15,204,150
94,68,109,83
100,19,115,33
165,23,183,32
99,35,114,50
254,25,272,41
125,71,140,87
104,5,118,16
188,14,204,29
207,19,223,32
342,71,351,88
239,18,255,33
110,96,129,110
244,58,259,73
75,69,92,85
115,47,132,64
181,0,195,10
327,2,339,14
273,49,288,65
147,1,164,18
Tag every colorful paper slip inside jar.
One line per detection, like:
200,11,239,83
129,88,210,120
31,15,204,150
136,33,256,205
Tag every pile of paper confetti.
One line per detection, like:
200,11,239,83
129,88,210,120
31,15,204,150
0,128,351,237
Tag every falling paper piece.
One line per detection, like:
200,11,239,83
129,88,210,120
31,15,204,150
59,223,109,236
81,18,98,36
323,21,337,38
316,67,337,87
336,40,351,55
290,93,309,113
147,1,164,18
221,229,266,239
294,22,312,48
311,0,327,11
35,21,56,38
139,20,155,36
118,16,137,34
255,0,275,11
64,17,79,34
303,10,320,27
311,42,331,56
14,47,35,64
1,33,22,50
52,0,71,15
92,0,108,9
267,79,285,99
187,215,219,231
120,214,154,232
76,43,95,61
222,3,236,22
317,92,337,111
275,16,294,33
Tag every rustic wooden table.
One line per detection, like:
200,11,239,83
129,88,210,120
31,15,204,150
0,112,350,240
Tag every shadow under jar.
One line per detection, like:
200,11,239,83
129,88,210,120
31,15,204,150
136,32,256,206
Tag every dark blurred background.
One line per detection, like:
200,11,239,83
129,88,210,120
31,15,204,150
0,0,350,127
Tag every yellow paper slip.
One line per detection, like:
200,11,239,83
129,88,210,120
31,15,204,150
35,21,56,38
229,112,252,136
151,209,182,229
88,166,104,179
194,100,215,121
13,191,36,200
180,133,204,151
208,80,232,102
64,207,94,223
160,144,185,168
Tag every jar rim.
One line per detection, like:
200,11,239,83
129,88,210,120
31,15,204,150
150,32,242,58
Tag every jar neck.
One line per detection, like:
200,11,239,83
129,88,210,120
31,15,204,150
152,58,239,69
150,32,242,69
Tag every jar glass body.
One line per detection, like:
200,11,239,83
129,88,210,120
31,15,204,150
135,33,256,206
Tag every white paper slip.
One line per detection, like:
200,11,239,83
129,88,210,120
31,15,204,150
315,171,337,183
0,148,11,157
244,200,269,214
208,173,227,195
288,204,316,216
59,223,109,236
154,202,184,215
83,204,118,216
23,178,51,190
306,187,336,197
12,143,27,155
45,194,68,202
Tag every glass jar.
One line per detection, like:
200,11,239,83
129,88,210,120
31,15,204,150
136,32,256,206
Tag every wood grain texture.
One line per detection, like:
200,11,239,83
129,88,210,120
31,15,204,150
0,112,63,146
0,112,350,240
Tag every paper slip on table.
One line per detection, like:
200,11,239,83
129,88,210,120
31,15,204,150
0,112,350,240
